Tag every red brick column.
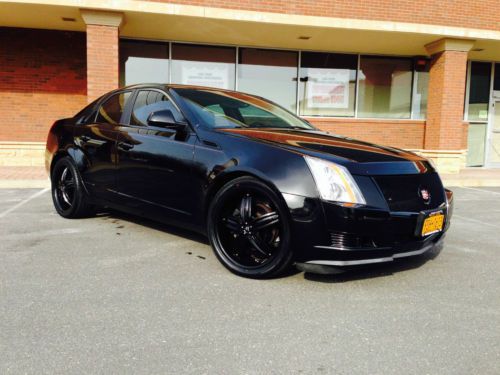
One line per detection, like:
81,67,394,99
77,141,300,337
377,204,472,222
81,10,124,102
423,38,474,172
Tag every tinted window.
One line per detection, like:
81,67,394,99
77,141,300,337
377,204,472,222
74,97,100,124
130,90,184,126
96,92,131,124
175,88,314,130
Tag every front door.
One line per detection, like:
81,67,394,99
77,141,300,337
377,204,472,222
115,89,197,224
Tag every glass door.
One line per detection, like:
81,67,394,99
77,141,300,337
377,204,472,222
486,99,500,167
467,123,488,166
486,63,500,167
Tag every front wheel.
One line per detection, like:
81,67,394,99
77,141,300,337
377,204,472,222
207,176,294,278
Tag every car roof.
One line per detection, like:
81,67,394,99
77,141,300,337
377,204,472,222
118,83,239,94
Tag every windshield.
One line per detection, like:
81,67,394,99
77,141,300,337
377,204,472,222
173,88,315,130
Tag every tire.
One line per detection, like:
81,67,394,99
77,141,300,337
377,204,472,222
207,176,294,278
51,156,95,218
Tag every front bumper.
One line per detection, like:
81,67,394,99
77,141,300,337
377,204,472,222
297,232,445,268
285,189,453,270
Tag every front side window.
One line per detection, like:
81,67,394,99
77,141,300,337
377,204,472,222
171,44,236,90
130,90,184,126
358,56,413,119
175,88,314,130
96,92,131,124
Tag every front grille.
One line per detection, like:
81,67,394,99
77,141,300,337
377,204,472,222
374,172,445,212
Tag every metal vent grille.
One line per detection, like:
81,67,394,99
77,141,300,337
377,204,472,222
329,231,377,250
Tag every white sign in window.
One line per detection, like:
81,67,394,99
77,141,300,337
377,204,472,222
181,63,230,89
306,69,350,109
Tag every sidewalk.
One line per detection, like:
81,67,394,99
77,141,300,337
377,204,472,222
0,166,49,188
441,168,500,187
0,166,498,188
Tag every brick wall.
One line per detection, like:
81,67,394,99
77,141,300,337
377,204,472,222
425,50,469,150
0,28,87,142
307,118,426,149
86,24,119,102
147,0,500,32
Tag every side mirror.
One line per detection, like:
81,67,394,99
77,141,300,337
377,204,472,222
147,109,181,129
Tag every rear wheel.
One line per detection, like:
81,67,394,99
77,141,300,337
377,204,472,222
51,157,95,218
207,176,293,278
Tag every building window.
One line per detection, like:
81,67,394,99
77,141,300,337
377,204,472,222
411,58,430,120
298,52,357,117
468,62,491,122
119,40,169,86
358,56,413,119
171,43,236,90
238,48,298,113
494,63,500,92
119,38,430,120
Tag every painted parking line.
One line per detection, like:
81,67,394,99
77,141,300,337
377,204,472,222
452,214,500,229
0,188,49,219
458,186,500,196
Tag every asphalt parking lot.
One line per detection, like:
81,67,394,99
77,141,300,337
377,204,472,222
1,187,499,374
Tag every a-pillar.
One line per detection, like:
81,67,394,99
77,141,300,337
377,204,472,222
81,10,124,102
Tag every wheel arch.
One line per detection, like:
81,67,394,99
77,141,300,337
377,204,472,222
50,147,88,179
203,168,288,219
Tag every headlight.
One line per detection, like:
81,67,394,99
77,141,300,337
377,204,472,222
304,156,366,205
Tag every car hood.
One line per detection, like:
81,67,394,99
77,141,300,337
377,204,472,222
217,128,434,175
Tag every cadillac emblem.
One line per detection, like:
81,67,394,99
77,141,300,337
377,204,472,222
419,187,431,204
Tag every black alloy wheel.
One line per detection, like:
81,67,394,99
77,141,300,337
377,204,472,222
51,157,94,218
208,176,293,278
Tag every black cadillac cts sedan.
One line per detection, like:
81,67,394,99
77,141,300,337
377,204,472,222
46,84,453,278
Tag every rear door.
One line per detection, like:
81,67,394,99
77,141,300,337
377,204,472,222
73,91,132,200
115,89,197,224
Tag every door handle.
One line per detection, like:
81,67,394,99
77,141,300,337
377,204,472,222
117,141,134,151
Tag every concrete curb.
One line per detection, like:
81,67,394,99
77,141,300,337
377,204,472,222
0,180,50,189
442,179,500,187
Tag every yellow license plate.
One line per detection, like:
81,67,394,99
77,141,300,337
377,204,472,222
421,213,444,236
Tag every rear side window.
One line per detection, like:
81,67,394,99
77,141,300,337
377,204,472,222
96,92,131,124
74,98,100,124
130,90,184,126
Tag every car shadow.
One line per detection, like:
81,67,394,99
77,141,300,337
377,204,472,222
96,209,209,245
94,209,443,282
303,242,444,283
